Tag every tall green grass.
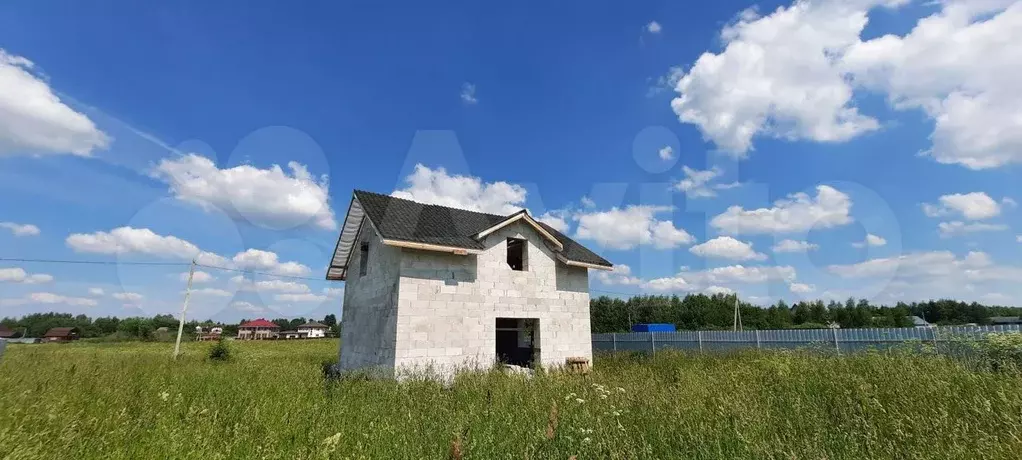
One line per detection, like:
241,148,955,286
1,340,1020,459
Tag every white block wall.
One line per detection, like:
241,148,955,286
338,226,402,376
392,222,592,376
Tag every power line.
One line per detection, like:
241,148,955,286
194,263,324,281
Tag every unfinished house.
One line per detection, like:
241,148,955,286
326,190,612,377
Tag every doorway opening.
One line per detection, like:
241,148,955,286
495,318,539,368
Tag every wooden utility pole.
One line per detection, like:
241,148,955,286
173,259,196,359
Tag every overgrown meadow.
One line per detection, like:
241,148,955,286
1,340,1021,459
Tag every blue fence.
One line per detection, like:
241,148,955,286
593,324,1022,354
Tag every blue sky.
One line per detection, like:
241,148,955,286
1,0,1020,321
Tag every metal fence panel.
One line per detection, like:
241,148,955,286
592,325,1022,354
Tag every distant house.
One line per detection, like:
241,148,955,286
196,326,224,342
908,316,933,328
297,322,330,339
43,327,79,343
0,325,21,339
990,316,1022,325
279,330,308,340
236,319,279,340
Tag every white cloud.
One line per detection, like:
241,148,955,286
87,287,104,296
643,264,797,292
0,49,109,157
937,221,1008,238
673,166,726,199
704,286,735,295
658,145,673,160
789,282,815,293
671,1,1022,169
275,293,327,303
0,222,40,237
828,250,1001,279
0,292,98,307
646,21,663,34
231,301,265,313
852,233,887,248
460,83,478,105
689,236,766,261
711,185,853,234
112,292,143,302
0,267,53,284
580,196,596,208
772,239,819,253
179,271,214,284
1017,235,1022,243
190,288,231,297
536,210,571,233
231,275,311,293
922,192,1003,220
594,264,643,286
393,164,526,215
324,287,345,298
66,226,226,265
843,2,1022,169
670,1,884,155
150,154,336,230
575,205,694,250
231,249,311,276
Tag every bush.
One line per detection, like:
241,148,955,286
207,338,231,362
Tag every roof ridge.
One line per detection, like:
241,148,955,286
354,189,512,220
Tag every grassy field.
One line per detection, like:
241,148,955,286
1,340,1021,459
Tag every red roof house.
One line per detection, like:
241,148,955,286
237,319,280,340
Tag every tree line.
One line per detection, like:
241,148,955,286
0,313,339,340
591,294,1022,333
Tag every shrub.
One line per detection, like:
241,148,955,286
207,338,231,362
975,332,1022,373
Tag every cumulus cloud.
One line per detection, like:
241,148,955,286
230,275,311,293
575,205,694,250
673,166,738,199
643,264,797,292
0,222,40,237
594,264,643,286
689,236,767,261
112,292,143,302
536,210,571,233
922,192,1004,220
231,249,311,276
0,267,53,284
0,49,109,157
711,185,853,234
772,239,819,253
275,293,328,303
393,164,526,215
150,154,336,230
789,282,815,293
852,233,887,248
671,0,1022,169
66,226,226,265
190,288,231,297
658,145,673,160
179,271,214,284
646,21,663,34
937,221,1008,238
460,83,478,105
87,287,104,296
0,292,98,307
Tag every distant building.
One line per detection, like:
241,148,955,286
43,327,80,343
196,326,224,342
279,330,309,340
297,322,330,338
990,316,1022,325
908,316,933,328
0,325,21,339
236,319,279,340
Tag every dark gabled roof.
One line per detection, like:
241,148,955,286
43,327,78,338
347,190,611,268
0,325,17,338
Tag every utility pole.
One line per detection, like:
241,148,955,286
732,294,743,332
173,259,196,359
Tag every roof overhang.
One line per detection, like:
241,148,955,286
326,196,365,281
381,239,483,255
474,210,564,251
556,254,613,271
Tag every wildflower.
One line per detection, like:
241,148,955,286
616,387,625,393
575,398,585,404
599,393,608,399
159,391,170,401
582,437,591,444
